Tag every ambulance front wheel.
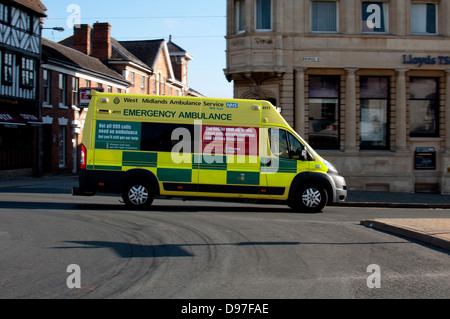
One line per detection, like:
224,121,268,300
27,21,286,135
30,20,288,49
290,184,328,213
122,181,155,209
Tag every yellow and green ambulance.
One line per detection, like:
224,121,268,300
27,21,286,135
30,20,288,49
73,91,347,213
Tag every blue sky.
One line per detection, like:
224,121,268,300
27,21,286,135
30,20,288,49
42,0,233,98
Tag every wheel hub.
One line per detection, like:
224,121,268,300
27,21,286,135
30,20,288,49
302,188,322,208
128,185,149,205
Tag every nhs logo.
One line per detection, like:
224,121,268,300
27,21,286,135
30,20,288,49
226,102,238,109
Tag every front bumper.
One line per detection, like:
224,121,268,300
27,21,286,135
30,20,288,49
331,173,347,203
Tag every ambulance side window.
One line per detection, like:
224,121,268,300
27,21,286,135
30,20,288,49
269,128,306,160
268,128,289,159
287,132,304,160
141,123,195,153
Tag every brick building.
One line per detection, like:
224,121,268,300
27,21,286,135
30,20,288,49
60,22,202,97
225,0,450,194
41,38,129,174
40,22,202,175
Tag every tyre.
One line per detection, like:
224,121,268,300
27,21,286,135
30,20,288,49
122,181,154,209
289,184,328,213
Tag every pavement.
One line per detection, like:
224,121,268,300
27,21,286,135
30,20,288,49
0,174,449,251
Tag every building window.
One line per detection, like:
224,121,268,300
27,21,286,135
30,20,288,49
308,75,340,150
130,72,135,86
360,77,390,149
59,74,67,106
141,76,145,90
20,57,34,87
0,4,9,24
412,3,437,34
43,69,51,105
311,1,337,32
409,77,439,137
72,77,79,107
107,86,112,93
59,126,66,168
235,0,246,33
25,13,31,32
362,2,388,33
2,52,13,84
85,79,90,87
255,0,272,31
156,73,160,95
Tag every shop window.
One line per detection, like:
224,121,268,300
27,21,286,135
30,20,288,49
235,0,246,33
409,77,439,137
308,75,340,150
255,0,272,31
412,3,437,34
360,77,390,149
311,1,337,32
362,2,388,33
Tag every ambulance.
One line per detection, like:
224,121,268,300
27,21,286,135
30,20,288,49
73,91,347,213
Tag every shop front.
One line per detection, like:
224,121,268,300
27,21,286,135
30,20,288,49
0,100,41,177
292,50,450,194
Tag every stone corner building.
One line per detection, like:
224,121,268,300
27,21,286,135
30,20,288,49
224,0,450,194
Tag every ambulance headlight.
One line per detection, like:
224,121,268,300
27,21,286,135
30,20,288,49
323,159,338,174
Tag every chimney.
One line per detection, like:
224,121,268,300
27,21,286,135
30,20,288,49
73,24,92,55
92,22,112,61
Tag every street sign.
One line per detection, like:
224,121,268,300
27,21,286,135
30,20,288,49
80,87,104,108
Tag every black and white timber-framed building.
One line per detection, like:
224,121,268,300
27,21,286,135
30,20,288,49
0,0,46,176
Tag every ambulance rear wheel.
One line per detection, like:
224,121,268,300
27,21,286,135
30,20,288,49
290,184,327,213
122,181,154,209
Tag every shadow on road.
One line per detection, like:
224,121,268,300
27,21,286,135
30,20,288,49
0,200,295,213
51,239,410,259
0,188,72,194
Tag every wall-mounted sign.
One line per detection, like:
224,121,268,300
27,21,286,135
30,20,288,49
301,57,322,62
403,55,450,67
80,87,104,108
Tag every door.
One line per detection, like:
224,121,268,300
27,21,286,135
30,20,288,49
197,124,261,198
262,128,311,200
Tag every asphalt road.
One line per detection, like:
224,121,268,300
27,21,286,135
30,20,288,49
0,189,449,299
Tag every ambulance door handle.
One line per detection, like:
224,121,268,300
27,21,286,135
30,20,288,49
97,109,111,114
